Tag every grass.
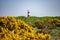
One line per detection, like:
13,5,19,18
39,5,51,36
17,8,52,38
15,16,60,37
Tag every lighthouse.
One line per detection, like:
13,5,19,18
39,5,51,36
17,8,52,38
27,10,30,17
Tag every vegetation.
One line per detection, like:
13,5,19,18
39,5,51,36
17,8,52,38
15,16,60,37
0,16,51,40
0,16,60,40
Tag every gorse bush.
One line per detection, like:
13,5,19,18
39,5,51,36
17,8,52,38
0,16,51,40
34,20,44,29
48,19,60,27
34,19,60,29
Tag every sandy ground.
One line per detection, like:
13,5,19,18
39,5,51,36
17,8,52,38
51,36,60,40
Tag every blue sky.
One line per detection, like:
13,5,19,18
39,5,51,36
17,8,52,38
0,0,60,17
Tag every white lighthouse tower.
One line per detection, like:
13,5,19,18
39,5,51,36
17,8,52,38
27,10,30,17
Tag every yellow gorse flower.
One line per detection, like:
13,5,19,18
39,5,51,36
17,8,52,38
0,16,51,40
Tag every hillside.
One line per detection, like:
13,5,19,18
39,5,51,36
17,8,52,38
0,16,51,40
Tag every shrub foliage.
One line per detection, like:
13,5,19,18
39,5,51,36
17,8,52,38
0,16,51,40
